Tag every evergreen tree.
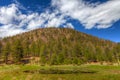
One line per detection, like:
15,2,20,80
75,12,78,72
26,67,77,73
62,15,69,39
114,44,120,64
105,47,114,62
0,41,2,56
40,45,46,65
50,53,58,65
22,39,30,57
2,42,10,64
57,53,64,64
96,46,104,63
12,40,23,63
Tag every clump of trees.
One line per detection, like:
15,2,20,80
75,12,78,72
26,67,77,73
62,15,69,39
0,28,119,65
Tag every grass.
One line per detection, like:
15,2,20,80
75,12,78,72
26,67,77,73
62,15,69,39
0,64,120,80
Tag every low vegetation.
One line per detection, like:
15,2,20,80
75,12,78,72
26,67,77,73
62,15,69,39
0,65,120,80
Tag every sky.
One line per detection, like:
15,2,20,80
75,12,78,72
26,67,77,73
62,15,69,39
0,0,120,42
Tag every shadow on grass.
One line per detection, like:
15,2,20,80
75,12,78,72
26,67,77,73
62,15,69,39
23,68,98,74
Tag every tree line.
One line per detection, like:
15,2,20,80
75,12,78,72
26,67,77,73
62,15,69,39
0,28,119,65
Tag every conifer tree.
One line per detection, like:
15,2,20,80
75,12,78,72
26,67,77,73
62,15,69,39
50,53,58,65
22,39,30,57
0,41,2,55
114,44,120,64
2,42,10,64
12,40,23,63
40,45,46,65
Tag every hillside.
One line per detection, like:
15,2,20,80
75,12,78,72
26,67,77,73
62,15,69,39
0,28,119,65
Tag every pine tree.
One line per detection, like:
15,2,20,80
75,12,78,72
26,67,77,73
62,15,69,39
96,47,104,63
105,47,115,63
50,53,58,65
12,40,23,63
114,44,120,64
40,45,46,65
22,39,30,57
57,53,64,64
2,42,10,64
0,41,2,55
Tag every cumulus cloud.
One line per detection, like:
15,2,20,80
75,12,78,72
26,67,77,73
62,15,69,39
0,3,69,37
0,24,24,38
0,4,17,24
52,0,120,29
0,0,120,37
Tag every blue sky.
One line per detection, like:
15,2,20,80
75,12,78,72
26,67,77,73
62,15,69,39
0,0,120,42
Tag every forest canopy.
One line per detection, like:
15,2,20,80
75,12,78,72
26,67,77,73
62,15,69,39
0,28,119,65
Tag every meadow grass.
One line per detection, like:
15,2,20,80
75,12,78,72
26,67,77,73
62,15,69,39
0,64,120,80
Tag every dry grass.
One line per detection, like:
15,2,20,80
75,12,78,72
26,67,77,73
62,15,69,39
0,64,120,80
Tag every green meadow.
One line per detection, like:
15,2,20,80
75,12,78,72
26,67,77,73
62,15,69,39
0,65,120,80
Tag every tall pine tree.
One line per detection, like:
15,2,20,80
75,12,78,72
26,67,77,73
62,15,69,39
12,40,23,63
2,42,10,64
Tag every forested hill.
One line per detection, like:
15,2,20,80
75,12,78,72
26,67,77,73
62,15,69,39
0,28,120,65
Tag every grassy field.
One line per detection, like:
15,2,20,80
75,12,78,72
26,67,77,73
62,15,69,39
0,64,120,80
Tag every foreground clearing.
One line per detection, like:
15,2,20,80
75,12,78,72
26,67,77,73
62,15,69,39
0,64,120,80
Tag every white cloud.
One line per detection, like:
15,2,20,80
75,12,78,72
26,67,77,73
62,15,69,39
52,0,120,29
0,24,25,38
0,0,120,38
0,4,67,37
64,23,74,29
44,11,66,28
0,4,17,24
